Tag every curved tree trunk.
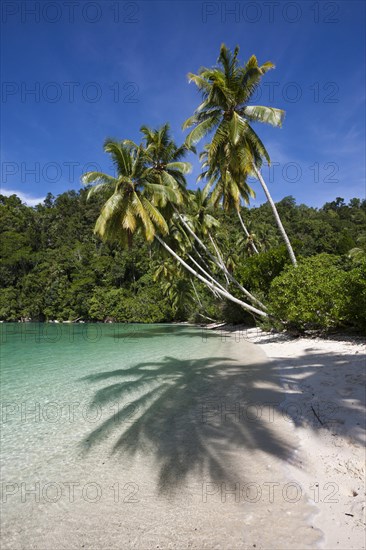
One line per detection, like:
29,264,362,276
187,253,229,297
252,163,297,267
155,235,268,318
174,209,267,310
191,280,218,322
237,211,259,254
207,234,230,286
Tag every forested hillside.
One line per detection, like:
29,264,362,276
1,191,365,331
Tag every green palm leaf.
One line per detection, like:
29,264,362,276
185,115,220,147
242,105,285,127
84,125,191,247
81,171,116,186
104,140,132,176
165,162,192,174
142,197,169,235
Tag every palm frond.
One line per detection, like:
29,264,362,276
185,115,220,147
81,171,116,186
145,182,182,206
86,182,114,200
104,140,132,176
142,197,169,235
165,162,192,174
242,105,285,127
122,205,137,233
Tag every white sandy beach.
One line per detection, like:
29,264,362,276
238,328,366,549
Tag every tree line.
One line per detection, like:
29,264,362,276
1,190,365,331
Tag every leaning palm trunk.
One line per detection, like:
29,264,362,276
191,280,218,322
187,253,228,295
207,234,230,285
174,210,267,310
155,235,268,317
252,163,297,267
191,228,266,310
237,211,259,254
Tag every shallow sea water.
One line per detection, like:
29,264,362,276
0,323,321,549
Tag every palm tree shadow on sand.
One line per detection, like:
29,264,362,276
79,352,299,494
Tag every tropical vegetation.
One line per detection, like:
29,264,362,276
1,191,365,332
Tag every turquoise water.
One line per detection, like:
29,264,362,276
0,322,220,393
0,323,320,549
0,323,227,481
1,322,218,382
0,323,224,454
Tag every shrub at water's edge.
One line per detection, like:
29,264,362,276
268,254,366,334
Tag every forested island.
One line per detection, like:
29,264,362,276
1,190,365,333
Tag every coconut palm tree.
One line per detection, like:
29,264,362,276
183,43,297,266
82,126,268,318
153,260,198,320
238,230,260,257
135,130,266,310
186,187,220,236
81,139,181,247
172,187,266,309
140,123,193,206
256,224,280,251
199,147,259,254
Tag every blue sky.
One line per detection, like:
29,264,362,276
1,0,365,207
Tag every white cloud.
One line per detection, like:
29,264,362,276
1,188,45,207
